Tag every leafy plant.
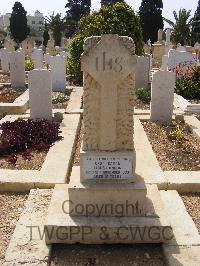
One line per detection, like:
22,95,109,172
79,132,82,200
67,2,144,84
25,58,34,71
52,92,68,104
174,65,200,99
136,88,151,103
169,122,186,145
0,119,62,158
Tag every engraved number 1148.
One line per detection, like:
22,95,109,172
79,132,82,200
96,52,122,72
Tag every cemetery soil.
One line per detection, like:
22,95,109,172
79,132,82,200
50,243,165,265
0,150,48,170
0,73,10,83
135,98,150,110
0,86,25,103
52,99,70,109
0,192,28,265
142,121,200,171
0,73,28,83
181,193,200,233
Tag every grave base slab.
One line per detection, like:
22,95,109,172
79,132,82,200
45,183,173,244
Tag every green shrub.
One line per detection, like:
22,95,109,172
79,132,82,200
25,58,34,71
67,2,144,85
136,87,151,103
175,66,200,99
52,92,67,104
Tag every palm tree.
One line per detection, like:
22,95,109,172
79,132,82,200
45,13,67,46
164,9,193,45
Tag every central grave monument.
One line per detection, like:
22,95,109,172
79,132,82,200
45,34,173,244
81,34,136,182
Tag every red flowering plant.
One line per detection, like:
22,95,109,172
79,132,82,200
169,63,200,99
0,119,62,164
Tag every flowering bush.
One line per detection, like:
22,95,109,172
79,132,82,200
173,64,200,99
25,58,34,71
0,119,62,159
52,92,68,104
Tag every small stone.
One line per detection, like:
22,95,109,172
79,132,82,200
144,252,151,259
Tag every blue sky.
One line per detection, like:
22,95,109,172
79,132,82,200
0,0,199,26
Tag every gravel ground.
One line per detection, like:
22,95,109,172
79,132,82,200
50,244,165,266
0,192,28,265
0,73,10,83
0,149,48,170
181,193,200,233
143,121,200,171
52,100,69,109
0,86,25,103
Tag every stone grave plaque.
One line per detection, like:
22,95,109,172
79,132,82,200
83,155,133,180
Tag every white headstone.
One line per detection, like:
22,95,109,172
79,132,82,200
168,49,197,74
135,56,150,89
10,50,25,87
29,69,52,120
60,51,68,62
50,55,66,92
31,49,43,69
176,46,186,52
158,29,163,43
44,53,51,65
161,55,168,71
0,48,10,72
150,70,175,124
165,29,171,45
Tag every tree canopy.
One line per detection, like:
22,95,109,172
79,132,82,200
139,0,164,43
164,9,192,45
65,0,91,37
101,0,124,7
68,2,144,84
9,1,30,44
45,13,66,46
192,0,200,43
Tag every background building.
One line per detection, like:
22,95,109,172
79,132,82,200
0,10,44,37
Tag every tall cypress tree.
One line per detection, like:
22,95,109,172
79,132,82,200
139,0,164,43
9,2,30,44
192,0,200,43
101,0,124,7
65,0,91,37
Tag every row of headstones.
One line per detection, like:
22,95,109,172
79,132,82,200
161,44,200,75
0,48,67,92
28,68,175,126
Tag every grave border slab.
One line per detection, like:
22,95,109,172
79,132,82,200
0,87,29,117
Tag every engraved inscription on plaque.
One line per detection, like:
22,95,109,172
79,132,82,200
83,156,133,179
